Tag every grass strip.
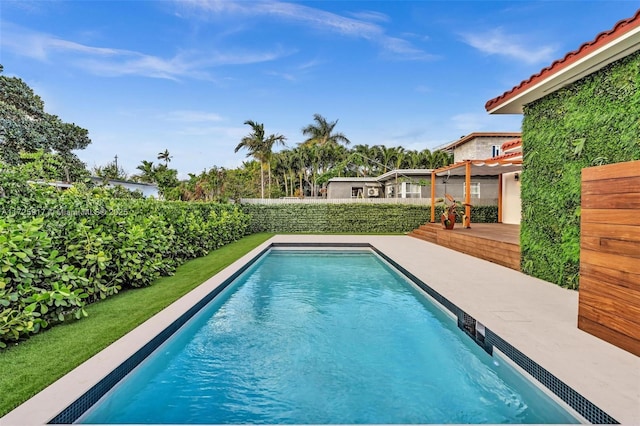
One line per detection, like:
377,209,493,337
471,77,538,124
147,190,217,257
0,233,273,417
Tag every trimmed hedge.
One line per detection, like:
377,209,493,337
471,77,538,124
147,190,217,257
521,50,640,289
0,168,249,347
242,203,498,233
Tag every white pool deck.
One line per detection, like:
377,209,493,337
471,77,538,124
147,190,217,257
2,235,639,425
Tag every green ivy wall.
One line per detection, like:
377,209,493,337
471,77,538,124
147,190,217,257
521,50,640,289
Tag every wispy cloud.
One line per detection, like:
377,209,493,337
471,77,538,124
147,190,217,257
177,0,435,60
451,112,521,135
1,22,291,80
163,110,225,122
460,28,556,64
348,10,390,23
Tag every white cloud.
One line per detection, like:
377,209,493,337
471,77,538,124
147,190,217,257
348,10,390,23
451,112,522,134
177,0,434,60
460,28,557,64
1,22,291,81
163,110,225,122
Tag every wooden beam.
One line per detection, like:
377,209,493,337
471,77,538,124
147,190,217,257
497,173,503,223
430,170,436,223
465,161,471,228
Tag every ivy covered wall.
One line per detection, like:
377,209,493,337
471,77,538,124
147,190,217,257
521,50,640,289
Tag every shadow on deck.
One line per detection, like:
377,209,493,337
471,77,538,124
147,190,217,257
409,223,521,271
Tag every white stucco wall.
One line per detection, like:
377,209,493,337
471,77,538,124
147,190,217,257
453,136,517,162
502,172,521,224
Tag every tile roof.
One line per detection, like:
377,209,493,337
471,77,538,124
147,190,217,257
489,151,522,161
439,132,521,151
501,138,522,152
485,9,640,112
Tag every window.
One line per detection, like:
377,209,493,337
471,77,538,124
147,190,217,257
351,187,364,198
492,145,501,157
401,182,421,198
463,182,481,198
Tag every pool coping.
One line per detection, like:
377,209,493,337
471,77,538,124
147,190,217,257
2,235,639,425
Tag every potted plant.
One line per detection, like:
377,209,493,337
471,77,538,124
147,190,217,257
440,194,461,229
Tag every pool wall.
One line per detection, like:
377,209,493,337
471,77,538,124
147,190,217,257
2,237,629,425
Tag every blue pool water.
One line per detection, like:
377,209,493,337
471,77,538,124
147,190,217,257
79,250,579,424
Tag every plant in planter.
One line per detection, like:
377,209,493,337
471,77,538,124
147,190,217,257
440,194,461,229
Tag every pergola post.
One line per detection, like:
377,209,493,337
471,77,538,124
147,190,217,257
464,161,471,228
430,170,436,223
497,174,503,223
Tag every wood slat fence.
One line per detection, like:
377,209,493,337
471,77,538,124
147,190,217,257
578,159,640,356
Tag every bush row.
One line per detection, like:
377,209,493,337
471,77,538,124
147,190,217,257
241,203,498,233
0,170,249,347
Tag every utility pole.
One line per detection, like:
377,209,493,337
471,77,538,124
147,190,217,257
114,155,118,171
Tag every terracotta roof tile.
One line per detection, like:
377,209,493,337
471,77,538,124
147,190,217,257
489,151,521,161
440,132,521,151
485,9,640,112
501,138,522,151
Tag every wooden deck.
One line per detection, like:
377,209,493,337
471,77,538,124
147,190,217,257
409,223,521,270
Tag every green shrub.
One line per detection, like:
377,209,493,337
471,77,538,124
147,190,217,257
0,169,250,346
0,217,88,347
241,203,497,233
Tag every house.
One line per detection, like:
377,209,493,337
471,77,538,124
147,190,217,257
325,177,381,199
89,177,160,198
485,9,640,354
438,132,521,162
327,132,520,205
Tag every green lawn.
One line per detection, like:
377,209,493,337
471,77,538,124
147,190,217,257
0,233,273,418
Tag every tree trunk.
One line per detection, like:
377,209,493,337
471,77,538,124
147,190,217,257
260,161,265,199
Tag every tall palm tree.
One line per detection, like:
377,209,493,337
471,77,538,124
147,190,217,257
235,120,286,198
405,150,423,169
301,113,350,147
263,133,286,196
157,149,172,166
132,160,155,183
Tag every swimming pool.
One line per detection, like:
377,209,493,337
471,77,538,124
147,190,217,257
78,248,579,424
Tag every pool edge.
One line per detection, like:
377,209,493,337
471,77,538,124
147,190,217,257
1,238,621,425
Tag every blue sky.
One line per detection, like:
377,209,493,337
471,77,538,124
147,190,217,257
2,1,638,178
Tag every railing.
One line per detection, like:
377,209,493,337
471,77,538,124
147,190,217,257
240,197,433,205
240,198,499,205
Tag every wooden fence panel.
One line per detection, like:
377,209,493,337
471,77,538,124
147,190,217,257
579,160,640,356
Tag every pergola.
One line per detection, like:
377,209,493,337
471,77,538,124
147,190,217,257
430,159,523,227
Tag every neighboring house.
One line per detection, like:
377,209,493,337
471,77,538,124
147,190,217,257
89,177,160,198
439,132,521,162
326,168,499,205
492,138,522,225
326,177,381,199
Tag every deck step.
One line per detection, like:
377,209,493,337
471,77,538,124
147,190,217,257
408,222,521,271
408,230,437,243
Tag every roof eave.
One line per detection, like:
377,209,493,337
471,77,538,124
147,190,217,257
488,19,640,115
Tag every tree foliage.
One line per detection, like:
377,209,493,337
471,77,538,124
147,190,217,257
302,113,350,147
0,66,91,179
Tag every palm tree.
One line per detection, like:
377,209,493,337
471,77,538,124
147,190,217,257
235,120,286,198
301,114,350,147
157,149,172,166
132,160,156,183
263,133,287,196
405,150,423,169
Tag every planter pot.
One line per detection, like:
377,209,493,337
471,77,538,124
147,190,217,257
441,213,456,230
